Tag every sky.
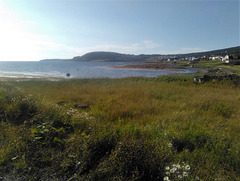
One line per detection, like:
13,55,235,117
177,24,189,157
0,0,239,61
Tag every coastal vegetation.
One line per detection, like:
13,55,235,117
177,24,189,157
177,59,240,75
0,72,240,180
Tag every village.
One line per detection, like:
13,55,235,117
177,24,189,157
153,50,240,65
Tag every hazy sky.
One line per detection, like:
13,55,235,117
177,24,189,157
0,0,239,61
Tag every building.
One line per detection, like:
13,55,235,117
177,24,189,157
226,53,240,64
222,55,229,63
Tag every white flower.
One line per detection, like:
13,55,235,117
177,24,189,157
185,164,190,170
176,164,181,169
170,168,176,173
165,166,170,170
168,143,173,148
172,163,177,167
178,175,183,179
163,176,170,181
183,172,188,177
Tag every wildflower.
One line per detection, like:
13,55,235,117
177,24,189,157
176,164,181,169
185,164,190,170
173,167,177,172
170,168,176,173
166,171,170,175
165,166,170,170
168,143,173,148
163,176,170,181
183,172,188,177
178,175,183,179
172,163,177,168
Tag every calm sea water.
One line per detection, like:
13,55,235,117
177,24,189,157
0,61,196,79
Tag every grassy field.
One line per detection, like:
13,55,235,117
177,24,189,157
0,74,240,180
218,65,240,75
177,60,240,75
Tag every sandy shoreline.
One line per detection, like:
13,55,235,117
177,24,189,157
0,72,66,81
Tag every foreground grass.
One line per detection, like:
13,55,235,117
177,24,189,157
0,75,240,180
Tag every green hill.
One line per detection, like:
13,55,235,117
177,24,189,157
72,51,147,62
40,46,239,62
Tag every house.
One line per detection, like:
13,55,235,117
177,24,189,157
222,55,229,63
226,53,240,64
209,56,223,61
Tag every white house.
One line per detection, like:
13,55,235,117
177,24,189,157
222,55,229,63
209,56,223,61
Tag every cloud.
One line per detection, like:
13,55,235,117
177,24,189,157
0,3,163,60
178,47,207,54
59,40,162,58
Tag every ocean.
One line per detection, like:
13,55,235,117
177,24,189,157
0,61,196,79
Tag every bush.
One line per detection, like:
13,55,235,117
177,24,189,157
92,138,170,181
7,99,38,125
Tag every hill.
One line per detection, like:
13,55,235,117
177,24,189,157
40,46,239,62
178,46,240,58
72,51,148,62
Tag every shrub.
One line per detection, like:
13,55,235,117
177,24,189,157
92,138,170,181
7,99,38,125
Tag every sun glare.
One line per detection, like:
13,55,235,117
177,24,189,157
0,3,42,61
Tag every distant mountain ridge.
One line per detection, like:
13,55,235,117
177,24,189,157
178,46,240,58
72,51,150,62
40,46,240,62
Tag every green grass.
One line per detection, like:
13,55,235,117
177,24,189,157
218,64,240,75
0,76,240,180
197,60,223,67
177,60,240,75
176,60,224,68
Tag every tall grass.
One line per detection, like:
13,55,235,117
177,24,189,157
0,75,240,180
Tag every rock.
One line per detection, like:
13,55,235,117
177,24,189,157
74,104,90,110
0,176,3,181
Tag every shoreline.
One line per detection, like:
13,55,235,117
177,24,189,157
110,63,208,74
0,63,208,81
0,72,66,81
